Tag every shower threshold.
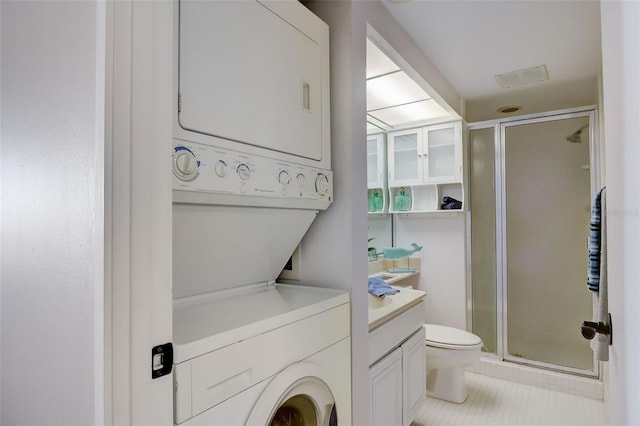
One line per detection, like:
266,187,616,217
467,356,603,400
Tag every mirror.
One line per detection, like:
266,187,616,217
365,33,458,260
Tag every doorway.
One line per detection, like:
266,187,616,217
469,109,598,376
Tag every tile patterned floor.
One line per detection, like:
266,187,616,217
411,372,608,426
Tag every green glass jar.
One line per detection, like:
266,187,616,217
395,187,411,211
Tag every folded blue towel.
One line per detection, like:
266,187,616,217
587,187,605,292
368,277,399,297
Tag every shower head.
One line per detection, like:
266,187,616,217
566,124,589,143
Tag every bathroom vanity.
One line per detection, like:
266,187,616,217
368,270,426,426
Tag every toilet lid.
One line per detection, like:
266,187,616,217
424,324,483,349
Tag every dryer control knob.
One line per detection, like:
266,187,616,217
296,173,305,187
237,163,251,181
172,147,199,181
215,160,227,178
278,170,290,185
315,173,329,197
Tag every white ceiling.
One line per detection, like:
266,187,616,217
381,0,602,121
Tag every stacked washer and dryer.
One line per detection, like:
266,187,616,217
170,1,351,425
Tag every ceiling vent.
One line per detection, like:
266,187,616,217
494,65,549,89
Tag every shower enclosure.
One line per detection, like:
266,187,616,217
468,108,598,376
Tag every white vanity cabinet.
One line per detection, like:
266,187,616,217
369,301,426,426
370,347,403,426
402,329,427,423
387,121,464,213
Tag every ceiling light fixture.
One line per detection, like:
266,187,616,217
497,105,521,114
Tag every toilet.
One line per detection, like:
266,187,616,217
424,324,483,404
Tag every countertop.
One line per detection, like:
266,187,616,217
368,285,425,331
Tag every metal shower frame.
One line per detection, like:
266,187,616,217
466,105,601,377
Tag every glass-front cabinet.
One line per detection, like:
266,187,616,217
388,128,422,187
425,122,461,183
387,121,464,213
367,133,385,188
367,133,388,214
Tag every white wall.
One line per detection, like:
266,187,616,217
301,2,462,424
0,1,103,424
296,3,369,424
600,2,640,425
395,216,467,329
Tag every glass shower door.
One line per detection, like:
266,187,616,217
502,116,594,373
469,127,498,354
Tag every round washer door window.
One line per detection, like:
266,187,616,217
270,391,325,426
246,363,336,426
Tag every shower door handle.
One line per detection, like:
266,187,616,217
580,314,612,345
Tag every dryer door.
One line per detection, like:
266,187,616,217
246,362,336,426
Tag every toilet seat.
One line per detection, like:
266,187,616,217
424,324,483,350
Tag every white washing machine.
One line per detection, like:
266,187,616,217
173,283,351,425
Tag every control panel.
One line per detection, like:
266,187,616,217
172,142,333,206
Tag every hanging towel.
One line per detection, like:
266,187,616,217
368,277,399,297
587,187,606,292
590,188,609,361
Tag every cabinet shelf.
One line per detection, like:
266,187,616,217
394,210,465,218
429,143,455,150
388,182,464,214
393,147,419,153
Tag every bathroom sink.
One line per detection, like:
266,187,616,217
369,270,418,286
368,294,393,310
368,286,426,331
377,273,396,280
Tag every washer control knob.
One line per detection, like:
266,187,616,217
172,147,200,181
237,163,251,181
315,173,329,197
214,160,227,177
296,173,305,187
278,170,290,185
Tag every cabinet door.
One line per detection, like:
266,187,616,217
370,347,403,426
388,128,423,186
424,122,462,183
402,329,426,426
367,134,385,189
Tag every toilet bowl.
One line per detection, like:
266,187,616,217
424,324,483,404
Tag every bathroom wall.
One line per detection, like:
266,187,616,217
0,1,104,423
600,2,640,424
395,216,467,329
301,1,463,424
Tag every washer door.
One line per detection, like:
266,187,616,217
246,362,336,426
